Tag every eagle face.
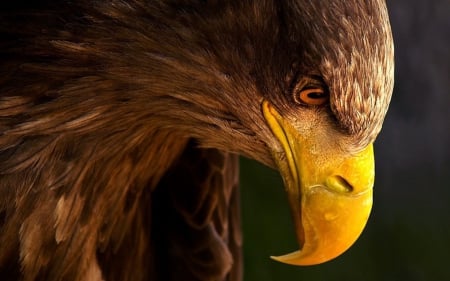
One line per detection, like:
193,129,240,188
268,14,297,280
260,1,393,264
181,0,394,264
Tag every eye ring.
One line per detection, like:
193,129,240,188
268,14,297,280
294,87,329,106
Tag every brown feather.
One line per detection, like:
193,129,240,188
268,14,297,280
0,0,393,280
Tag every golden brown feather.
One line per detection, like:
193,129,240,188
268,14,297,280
0,0,393,280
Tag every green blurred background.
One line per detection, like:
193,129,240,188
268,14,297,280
239,1,450,280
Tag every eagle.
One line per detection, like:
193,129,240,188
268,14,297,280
0,0,394,280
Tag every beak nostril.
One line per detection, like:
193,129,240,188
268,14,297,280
326,176,354,193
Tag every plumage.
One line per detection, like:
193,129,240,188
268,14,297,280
0,0,394,280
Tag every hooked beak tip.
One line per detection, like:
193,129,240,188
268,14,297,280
272,186,373,266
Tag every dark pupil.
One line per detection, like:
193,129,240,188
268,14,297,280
307,91,325,99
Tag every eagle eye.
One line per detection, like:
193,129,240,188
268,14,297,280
291,75,329,107
294,87,329,106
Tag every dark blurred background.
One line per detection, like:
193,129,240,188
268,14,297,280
240,1,450,280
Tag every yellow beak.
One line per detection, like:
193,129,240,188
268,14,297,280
262,100,374,266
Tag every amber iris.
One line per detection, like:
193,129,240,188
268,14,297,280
295,88,329,106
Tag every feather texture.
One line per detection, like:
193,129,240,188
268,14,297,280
0,0,393,280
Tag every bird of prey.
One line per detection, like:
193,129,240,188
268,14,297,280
0,0,394,280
